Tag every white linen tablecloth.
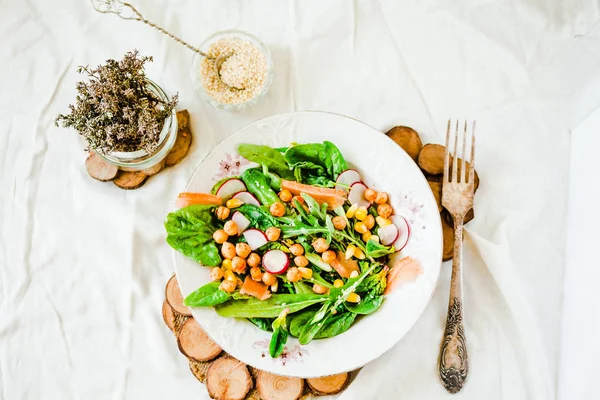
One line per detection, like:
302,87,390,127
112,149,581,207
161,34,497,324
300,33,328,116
1,1,599,399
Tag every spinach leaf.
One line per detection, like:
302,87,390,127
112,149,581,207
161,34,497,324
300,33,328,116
315,311,357,338
345,293,384,315
214,293,327,318
365,239,395,259
241,168,281,205
262,164,282,191
164,205,222,266
237,204,277,231
237,144,294,179
248,318,273,332
303,174,336,188
184,282,231,307
289,310,316,337
269,308,290,358
323,141,348,179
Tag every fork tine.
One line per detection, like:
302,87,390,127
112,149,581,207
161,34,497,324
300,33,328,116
469,121,476,184
444,120,451,183
460,121,467,183
451,120,459,183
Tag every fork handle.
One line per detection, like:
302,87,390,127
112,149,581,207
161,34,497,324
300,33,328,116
438,214,469,394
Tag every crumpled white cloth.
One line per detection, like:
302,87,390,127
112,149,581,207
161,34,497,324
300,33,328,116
1,0,600,399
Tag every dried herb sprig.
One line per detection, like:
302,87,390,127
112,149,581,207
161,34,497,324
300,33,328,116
55,50,178,154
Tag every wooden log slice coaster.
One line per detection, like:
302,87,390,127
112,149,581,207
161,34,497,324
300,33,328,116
386,126,423,162
177,318,222,362
255,371,304,400
113,170,148,190
441,214,455,262
165,275,193,317
418,143,446,175
85,151,118,182
165,113,192,167
206,357,253,400
427,181,442,213
306,372,350,395
142,159,165,176
162,300,176,332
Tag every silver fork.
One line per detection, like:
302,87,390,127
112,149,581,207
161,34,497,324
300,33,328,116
438,120,476,394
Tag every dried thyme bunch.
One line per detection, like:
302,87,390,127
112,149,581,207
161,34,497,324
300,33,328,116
55,50,178,154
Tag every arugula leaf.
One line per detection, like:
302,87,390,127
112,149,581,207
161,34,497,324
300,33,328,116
214,294,327,318
345,293,384,315
164,205,222,266
365,239,395,259
269,308,290,358
241,168,281,205
237,144,294,179
184,282,231,307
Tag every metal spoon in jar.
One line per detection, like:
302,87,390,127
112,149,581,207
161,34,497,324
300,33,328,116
90,0,243,90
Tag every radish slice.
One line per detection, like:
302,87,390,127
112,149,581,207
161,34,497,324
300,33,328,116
262,250,290,274
335,169,362,192
243,229,268,250
348,182,371,208
232,191,261,207
231,211,251,234
390,215,411,252
378,224,399,246
215,178,247,200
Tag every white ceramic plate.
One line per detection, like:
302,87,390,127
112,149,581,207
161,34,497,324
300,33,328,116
173,111,442,378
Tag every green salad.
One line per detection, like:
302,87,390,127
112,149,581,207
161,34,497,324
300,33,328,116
165,141,413,358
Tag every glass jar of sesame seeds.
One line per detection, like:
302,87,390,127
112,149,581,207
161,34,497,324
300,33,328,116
191,30,274,111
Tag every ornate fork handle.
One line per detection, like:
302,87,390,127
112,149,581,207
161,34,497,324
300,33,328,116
438,215,468,393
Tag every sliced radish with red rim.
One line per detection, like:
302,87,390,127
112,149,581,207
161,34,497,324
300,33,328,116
348,182,371,208
232,191,261,207
335,169,362,192
215,178,246,200
390,215,411,252
242,229,268,250
378,224,399,246
262,250,290,274
231,211,251,234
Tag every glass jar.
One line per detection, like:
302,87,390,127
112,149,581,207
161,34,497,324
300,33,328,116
191,30,274,111
96,79,178,171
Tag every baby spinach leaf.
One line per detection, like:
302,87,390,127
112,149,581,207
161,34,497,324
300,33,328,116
314,311,356,338
241,168,281,205
345,293,384,315
164,205,222,266
262,164,282,191
214,293,327,318
289,310,316,337
237,144,294,179
269,308,290,358
248,318,274,332
323,141,348,179
237,204,277,231
184,282,231,307
365,239,395,259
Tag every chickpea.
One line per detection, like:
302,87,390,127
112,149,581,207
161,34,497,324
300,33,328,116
211,267,224,281
374,192,389,204
237,277,243,288
354,207,368,221
286,267,302,282
364,214,375,230
250,266,263,281
216,206,230,220
213,229,229,244
219,280,236,293
262,272,277,286
289,244,305,256
312,283,329,294
247,252,261,267
377,203,393,219
232,256,247,273
312,237,330,253
223,220,239,236
294,255,309,268
322,250,337,264
364,188,377,203
265,227,281,241
269,202,286,217
278,189,292,202
332,216,347,230
221,242,236,259
235,243,251,259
